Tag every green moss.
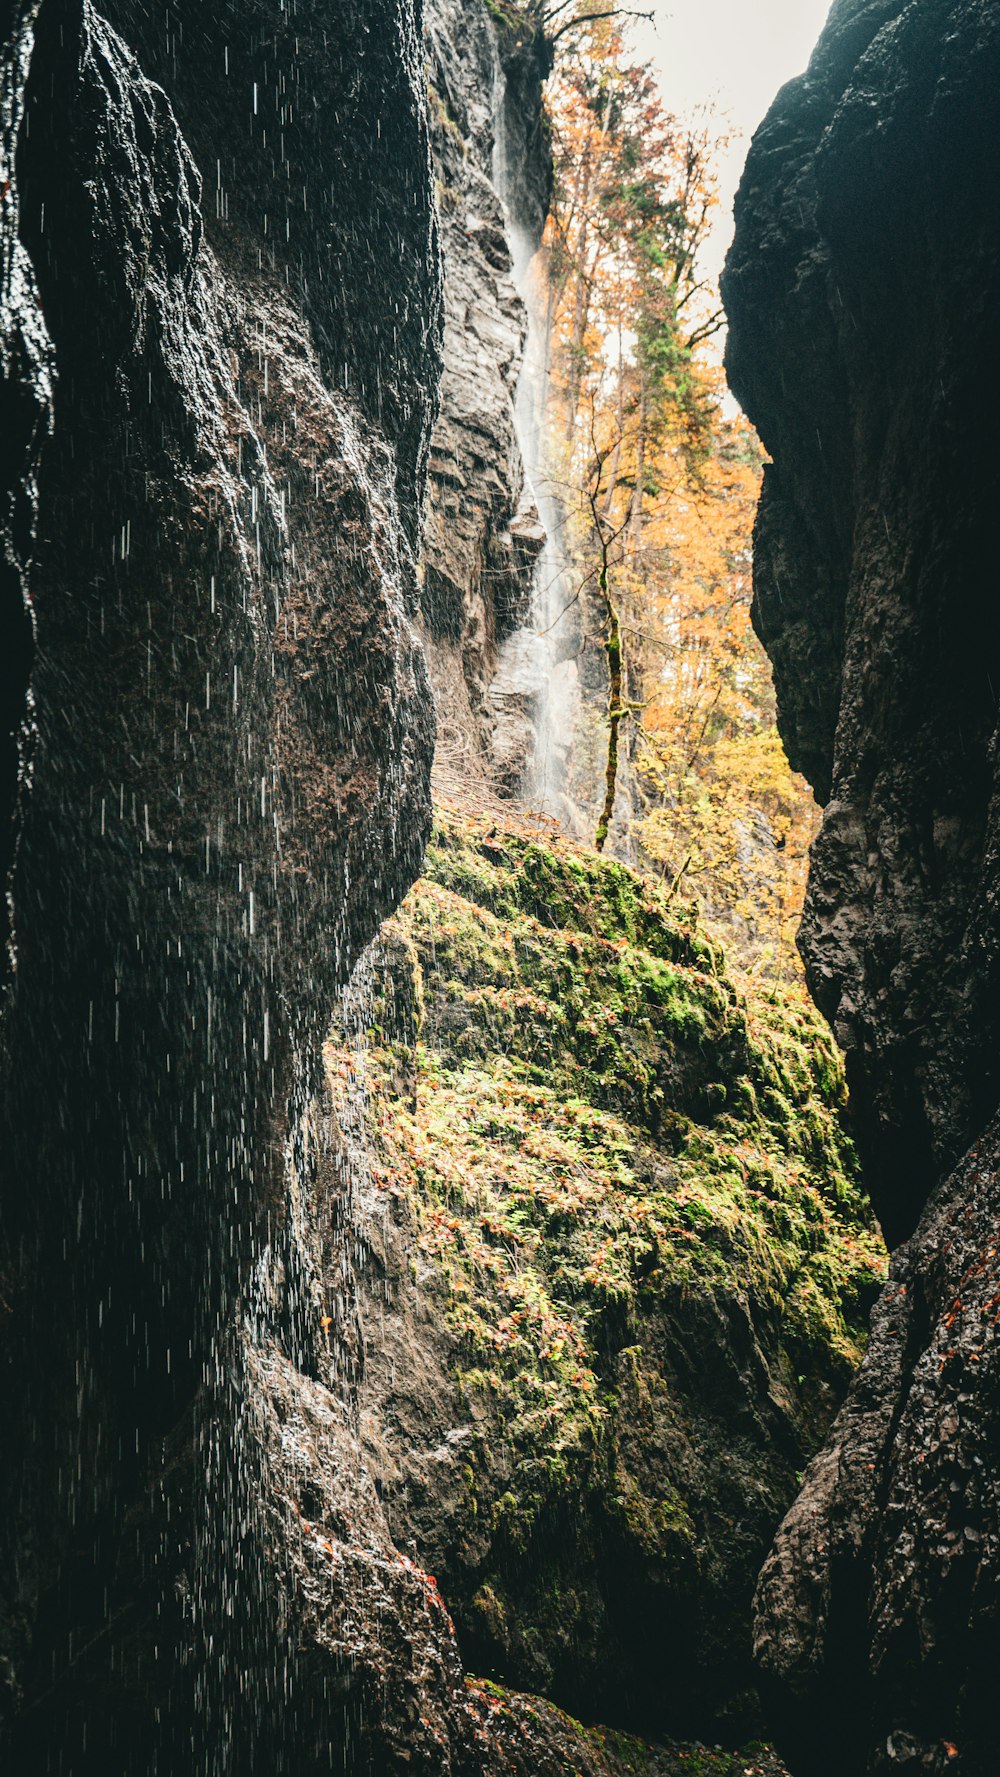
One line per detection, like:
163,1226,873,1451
481,0,529,32
427,80,467,150
426,813,720,972
464,1677,789,1777
334,807,886,1719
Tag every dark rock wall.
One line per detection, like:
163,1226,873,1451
724,3,1000,1773
0,1,53,996
725,0,1000,1248
753,1128,1000,1777
1,5,661,1773
0,0,439,1767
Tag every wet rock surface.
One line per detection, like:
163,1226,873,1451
724,2,1000,1771
422,0,548,795
335,809,883,1749
0,1,54,997
724,0,1000,1245
753,1127,1000,1777
0,0,437,1767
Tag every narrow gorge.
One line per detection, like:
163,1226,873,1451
0,2,996,1775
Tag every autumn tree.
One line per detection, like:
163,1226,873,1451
529,18,817,976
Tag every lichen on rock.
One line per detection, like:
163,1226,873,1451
331,808,885,1744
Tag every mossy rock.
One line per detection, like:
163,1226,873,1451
333,808,886,1743
463,1676,791,1776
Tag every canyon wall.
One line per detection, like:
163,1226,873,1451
0,0,440,1767
1,5,727,1772
422,0,550,798
724,2,1000,1772
5,0,968,1766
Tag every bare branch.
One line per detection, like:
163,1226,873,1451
684,309,726,352
548,7,654,47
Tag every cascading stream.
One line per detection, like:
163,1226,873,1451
490,47,580,817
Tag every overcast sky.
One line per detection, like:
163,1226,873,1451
634,0,835,288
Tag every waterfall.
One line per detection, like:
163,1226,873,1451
490,47,580,818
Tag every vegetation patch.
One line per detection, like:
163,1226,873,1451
334,807,886,1736
464,1676,790,1776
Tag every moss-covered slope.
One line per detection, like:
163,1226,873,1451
331,808,885,1742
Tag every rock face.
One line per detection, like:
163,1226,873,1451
724,0,1000,1246
0,0,439,1767
422,0,548,797
752,1132,1000,1777
724,3,1000,1772
335,809,884,1746
2,5,792,1773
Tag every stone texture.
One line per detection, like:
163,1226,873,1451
723,3,1000,1771
724,0,1000,1247
0,0,438,1766
337,810,884,1749
0,0,54,997
753,1127,1000,1777
422,0,548,794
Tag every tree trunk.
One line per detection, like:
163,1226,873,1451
564,215,591,442
601,320,626,517
595,550,624,854
631,379,647,558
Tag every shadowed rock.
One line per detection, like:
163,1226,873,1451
724,2,1000,1771
0,0,437,1766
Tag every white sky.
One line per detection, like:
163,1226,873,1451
634,0,835,288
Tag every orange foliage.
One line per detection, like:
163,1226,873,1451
534,22,819,977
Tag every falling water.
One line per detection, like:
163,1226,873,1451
491,52,581,817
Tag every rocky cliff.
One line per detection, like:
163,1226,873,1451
422,0,549,798
0,0,440,1767
724,2,1000,1772
2,3,798,1772
338,809,883,1747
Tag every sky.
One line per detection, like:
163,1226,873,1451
634,0,835,288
